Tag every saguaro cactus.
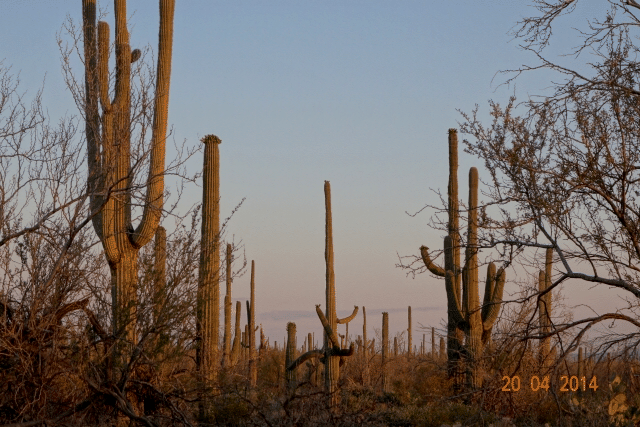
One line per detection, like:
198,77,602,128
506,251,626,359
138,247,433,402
231,301,242,365
538,248,553,369
420,130,506,391
197,134,222,383
431,327,435,359
247,260,257,389
286,181,358,408
382,312,390,393
223,243,233,367
440,337,446,361
286,322,298,391
81,0,175,345
407,306,412,357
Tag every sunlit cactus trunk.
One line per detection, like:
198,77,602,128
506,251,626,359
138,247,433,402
285,181,357,409
382,312,390,393
286,322,297,391
407,306,412,357
197,135,221,385
538,248,553,370
223,243,233,367
81,0,175,351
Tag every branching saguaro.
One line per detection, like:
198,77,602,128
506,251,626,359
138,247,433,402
286,181,358,408
81,0,175,345
197,134,221,384
420,129,506,391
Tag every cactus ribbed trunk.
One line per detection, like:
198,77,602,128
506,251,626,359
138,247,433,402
223,243,233,367
197,135,221,385
324,181,340,406
248,260,257,389
382,312,389,393
286,322,297,391
407,306,412,357
82,0,175,353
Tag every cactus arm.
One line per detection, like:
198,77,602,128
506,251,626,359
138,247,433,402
287,350,324,371
316,305,340,349
131,0,176,248
337,306,358,324
420,246,446,277
246,300,251,326
97,22,112,112
482,266,506,329
481,262,496,321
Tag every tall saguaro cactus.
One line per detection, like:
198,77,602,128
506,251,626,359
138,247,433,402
286,322,298,391
82,0,175,344
539,248,553,369
197,134,222,384
420,130,506,391
286,181,358,408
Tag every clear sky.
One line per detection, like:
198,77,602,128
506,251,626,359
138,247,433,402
1,1,627,348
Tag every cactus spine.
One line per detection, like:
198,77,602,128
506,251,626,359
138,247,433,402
81,0,175,346
286,181,357,408
407,306,412,357
420,129,506,391
197,135,221,383
223,243,233,367
382,312,389,393
539,248,553,369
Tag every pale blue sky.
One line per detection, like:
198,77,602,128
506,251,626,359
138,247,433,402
1,1,625,346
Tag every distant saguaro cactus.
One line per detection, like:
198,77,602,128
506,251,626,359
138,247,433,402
81,0,175,347
440,337,446,360
247,261,257,389
382,312,390,393
363,306,369,385
286,322,297,390
197,134,222,385
286,181,358,408
539,248,553,370
407,306,412,357
420,129,506,391
432,327,435,359
223,243,233,367
231,301,242,365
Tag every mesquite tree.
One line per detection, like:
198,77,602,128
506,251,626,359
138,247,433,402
81,0,175,344
420,130,506,391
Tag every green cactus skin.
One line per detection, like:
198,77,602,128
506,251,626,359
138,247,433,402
247,261,257,389
81,0,175,353
420,130,506,392
196,134,222,386
223,243,233,367
382,312,390,393
539,248,553,370
286,181,357,408
407,306,412,357
286,322,298,391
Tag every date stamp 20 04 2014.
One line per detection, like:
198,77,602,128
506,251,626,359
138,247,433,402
501,375,599,392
